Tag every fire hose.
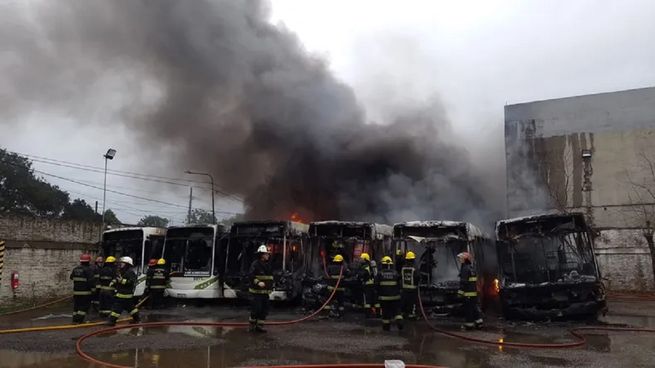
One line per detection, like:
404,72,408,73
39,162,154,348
0,295,72,317
417,287,655,349
0,296,149,335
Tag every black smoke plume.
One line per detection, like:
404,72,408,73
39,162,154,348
0,0,502,226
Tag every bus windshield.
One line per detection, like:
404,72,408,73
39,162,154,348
102,229,144,272
165,227,215,276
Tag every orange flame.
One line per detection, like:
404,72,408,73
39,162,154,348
290,212,305,223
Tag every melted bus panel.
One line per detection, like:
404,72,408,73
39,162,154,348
304,221,393,309
496,213,607,320
222,221,309,301
393,221,497,315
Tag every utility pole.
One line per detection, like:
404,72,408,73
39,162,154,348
187,186,193,224
101,148,117,240
185,171,216,224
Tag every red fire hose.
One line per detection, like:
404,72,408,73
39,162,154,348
417,287,655,349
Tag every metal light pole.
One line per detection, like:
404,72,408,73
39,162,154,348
101,148,117,236
185,170,215,224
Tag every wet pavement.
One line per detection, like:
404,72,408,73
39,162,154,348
0,299,654,368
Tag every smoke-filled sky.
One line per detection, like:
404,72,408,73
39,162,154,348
1,0,655,228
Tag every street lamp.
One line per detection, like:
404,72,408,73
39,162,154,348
101,148,117,235
185,170,216,224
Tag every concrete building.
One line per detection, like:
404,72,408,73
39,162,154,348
504,86,655,291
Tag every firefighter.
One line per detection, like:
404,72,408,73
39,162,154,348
395,249,405,273
149,258,169,309
358,253,377,318
70,254,95,323
457,252,483,330
144,258,158,308
108,256,140,326
326,254,348,318
376,256,403,331
401,251,419,320
91,256,103,311
98,256,117,317
249,245,273,333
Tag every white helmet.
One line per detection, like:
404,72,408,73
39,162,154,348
256,245,269,254
119,256,134,266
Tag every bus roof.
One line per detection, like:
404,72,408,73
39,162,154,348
167,224,226,233
103,227,166,237
393,221,484,241
230,220,309,236
309,221,393,239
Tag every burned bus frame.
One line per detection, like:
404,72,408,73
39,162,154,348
393,221,497,314
495,213,607,320
303,221,393,309
222,221,309,301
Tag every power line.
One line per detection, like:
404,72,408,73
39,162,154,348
9,150,244,202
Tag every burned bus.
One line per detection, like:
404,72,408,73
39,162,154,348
101,227,167,297
303,221,393,308
495,213,606,320
163,224,227,299
393,221,497,314
221,221,309,301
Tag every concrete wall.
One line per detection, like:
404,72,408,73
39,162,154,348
504,86,655,290
0,216,101,305
595,229,654,291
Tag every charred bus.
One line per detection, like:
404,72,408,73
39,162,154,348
221,221,309,301
495,213,606,320
163,224,227,299
393,221,497,314
101,227,167,297
303,221,393,308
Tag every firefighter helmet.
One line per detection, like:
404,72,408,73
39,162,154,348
333,254,344,263
360,253,370,261
381,256,393,265
105,256,116,263
119,256,133,266
457,252,472,262
157,258,166,265
405,251,416,260
257,245,269,254
148,258,157,266
95,256,104,263
80,254,91,263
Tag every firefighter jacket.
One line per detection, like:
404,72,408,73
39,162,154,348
458,262,478,298
326,262,348,291
249,259,273,295
114,267,138,299
401,263,419,291
98,265,116,292
357,261,375,287
150,266,168,290
376,267,401,301
91,264,100,291
145,267,155,288
70,264,95,296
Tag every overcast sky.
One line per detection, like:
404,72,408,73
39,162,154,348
2,0,655,224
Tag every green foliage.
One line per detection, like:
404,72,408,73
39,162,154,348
188,208,216,225
62,198,101,222
103,209,121,225
0,149,70,217
137,215,169,228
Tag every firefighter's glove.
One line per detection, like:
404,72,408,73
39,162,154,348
257,281,265,288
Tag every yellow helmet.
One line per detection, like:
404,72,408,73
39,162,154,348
381,256,393,265
105,256,116,263
333,254,344,263
360,253,370,261
157,258,166,265
405,251,416,260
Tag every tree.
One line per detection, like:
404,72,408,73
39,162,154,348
137,215,169,228
0,149,70,217
625,153,655,285
188,209,216,225
62,198,101,222
103,209,121,225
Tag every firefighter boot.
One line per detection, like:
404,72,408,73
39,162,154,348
249,319,257,332
255,321,267,333
396,316,404,331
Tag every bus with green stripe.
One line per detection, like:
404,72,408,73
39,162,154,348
163,224,227,299
101,227,167,297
